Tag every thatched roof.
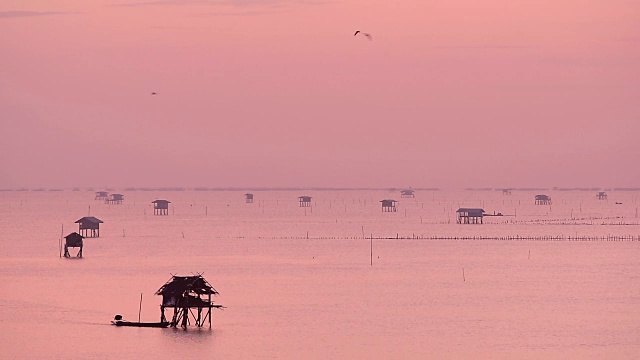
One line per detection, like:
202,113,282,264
65,232,84,240
456,208,485,216
155,275,218,296
65,232,84,246
152,199,171,204
75,216,103,224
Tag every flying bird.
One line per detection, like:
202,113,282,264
354,30,372,40
151,92,157,95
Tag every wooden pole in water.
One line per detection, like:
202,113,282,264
138,293,143,323
462,267,465,282
370,234,373,266
59,224,63,257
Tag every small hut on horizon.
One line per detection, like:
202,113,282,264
535,194,552,205
75,216,103,238
299,196,312,207
456,208,485,224
64,232,84,258
596,191,607,200
245,193,254,203
400,189,415,198
152,200,171,215
156,274,223,328
95,191,109,200
105,193,124,204
380,199,398,212
502,189,512,195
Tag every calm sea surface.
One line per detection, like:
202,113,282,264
1,190,639,359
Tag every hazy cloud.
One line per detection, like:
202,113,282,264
109,0,207,7
616,36,640,43
0,11,70,19
109,0,332,7
434,45,538,49
193,10,284,16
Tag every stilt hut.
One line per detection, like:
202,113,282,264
502,189,512,195
245,193,254,203
95,191,109,200
535,194,552,205
75,216,103,238
156,274,223,329
299,196,312,207
105,193,124,204
400,189,415,198
64,232,84,258
596,191,607,200
152,200,171,215
456,208,485,224
380,199,398,212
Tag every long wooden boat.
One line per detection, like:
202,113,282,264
111,320,170,328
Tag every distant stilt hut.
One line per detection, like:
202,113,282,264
156,274,223,329
95,191,109,200
75,216,103,238
456,208,485,224
380,199,398,212
535,194,552,205
64,232,84,258
299,196,312,207
596,191,607,200
152,200,171,215
105,193,124,204
400,189,415,198
245,193,254,203
502,189,512,195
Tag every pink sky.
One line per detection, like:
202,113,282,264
1,0,638,189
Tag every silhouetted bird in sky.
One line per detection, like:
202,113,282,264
354,30,372,40
151,92,157,95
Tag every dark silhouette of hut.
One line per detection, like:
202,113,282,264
156,274,223,328
64,232,84,258
400,189,415,198
299,196,312,207
105,193,124,204
502,189,512,195
95,191,109,200
380,199,398,212
535,194,552,205
245,193,254,203
456,208,485,224
596,191,607,200
152,200,171,215
75,216,103,238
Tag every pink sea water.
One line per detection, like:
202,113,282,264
1,189,639,359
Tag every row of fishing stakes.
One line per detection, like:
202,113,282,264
58,192,639,259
